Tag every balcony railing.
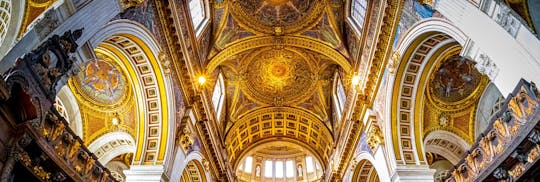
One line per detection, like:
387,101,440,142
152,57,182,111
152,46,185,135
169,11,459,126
444,79,540,181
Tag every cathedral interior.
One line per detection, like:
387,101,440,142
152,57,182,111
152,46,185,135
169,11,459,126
0,0,539,181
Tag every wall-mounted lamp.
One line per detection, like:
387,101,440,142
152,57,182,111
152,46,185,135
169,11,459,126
351,75,361,86
198,76,206,85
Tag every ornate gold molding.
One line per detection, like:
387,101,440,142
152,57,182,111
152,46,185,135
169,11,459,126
206,36,352,73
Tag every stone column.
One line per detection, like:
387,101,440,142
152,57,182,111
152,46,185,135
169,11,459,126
391,166,436,182
124,165,166,182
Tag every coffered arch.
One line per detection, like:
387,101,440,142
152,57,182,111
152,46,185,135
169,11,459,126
389,18,469,166
205,36,352,74
89,20,173,165
225,107,334,168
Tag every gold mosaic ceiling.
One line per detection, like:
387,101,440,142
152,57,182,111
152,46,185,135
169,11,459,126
428,54,483,104
230,0,325,34
72,58,129,105
240,47,318,106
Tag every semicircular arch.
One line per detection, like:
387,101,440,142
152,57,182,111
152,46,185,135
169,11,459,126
225,107,334,168
389,18,469,166
89,20,172,165
206,36,352,73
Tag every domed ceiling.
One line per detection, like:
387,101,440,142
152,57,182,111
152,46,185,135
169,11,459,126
428,54,483,103
240,47,318,106
423,54,489,143
208,0,356,173
68,55,137,145
73,58,129,105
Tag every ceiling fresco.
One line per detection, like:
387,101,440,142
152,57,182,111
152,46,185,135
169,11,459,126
230,0,325,34
423,54,489,143
240,47,318,106
428,54,482,103
74,59,128,105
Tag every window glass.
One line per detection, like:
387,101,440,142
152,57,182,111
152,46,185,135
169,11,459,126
244,156,253,173
285,160,294,177
264,160,273,177
188,0,205,30
306,156,314,173
275,161,283,178
351,0,368,31
212,77,223,112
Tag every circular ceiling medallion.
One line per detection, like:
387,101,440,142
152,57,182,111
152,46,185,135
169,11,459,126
428,55,482,103
230,0,325,34
74,59,128,105
241,48,317,105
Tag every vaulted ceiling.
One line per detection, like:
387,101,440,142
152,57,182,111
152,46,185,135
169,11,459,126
155,0,403,179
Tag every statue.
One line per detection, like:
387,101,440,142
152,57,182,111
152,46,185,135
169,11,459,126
255,165,260,177
297,164,302,177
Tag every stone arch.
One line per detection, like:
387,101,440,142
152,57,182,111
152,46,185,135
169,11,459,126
388,18,469,166
346,152,390,182
89,20,173,165
225,107,334,168
87,131,136,164
205,36,352,73
352,159,381,182
170,149,211,181
180,160,207,182
56,86,84,138
423,130,469,165
0,0,25,57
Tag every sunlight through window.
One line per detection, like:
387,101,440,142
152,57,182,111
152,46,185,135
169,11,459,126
244,156,253,173
306,156,314,173
286,160,294,177
264,160,273,177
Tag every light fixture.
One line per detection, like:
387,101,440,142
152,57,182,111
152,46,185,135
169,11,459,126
352,75,361,85
111,113,120,125
112,117,119,125
198,76,206,85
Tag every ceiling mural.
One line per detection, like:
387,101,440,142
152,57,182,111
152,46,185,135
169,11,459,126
68,54,137,145
74,59,128,105
428,54,483,103
219,46,337,132
240,47,317,106
423,54,489,143
229,0,325,34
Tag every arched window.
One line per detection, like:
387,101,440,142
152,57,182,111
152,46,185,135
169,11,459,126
244,156,253,173
264,160,273,177
188,0,205,33
212,73,225,119
351,0,368,32
333,74,346,120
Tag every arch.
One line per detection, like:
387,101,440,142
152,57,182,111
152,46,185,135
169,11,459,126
205,36,352,73
351,158,381,182
56,85,84,138
181,160,207,182
225,107,334,167
423,130,469,164
388,18,469,166
0,0,24,58
89,20,173,165
170,151,210,182
87,132,136,164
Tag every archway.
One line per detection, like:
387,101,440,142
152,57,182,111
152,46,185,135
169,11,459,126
180,160,207,182
389,18,502,180
89,20,173,165
352,159,381,182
